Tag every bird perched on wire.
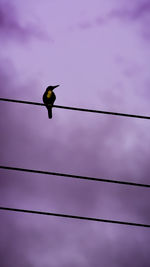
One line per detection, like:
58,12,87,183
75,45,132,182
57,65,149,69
43,85,59,119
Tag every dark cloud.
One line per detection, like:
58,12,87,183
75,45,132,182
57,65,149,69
76,0,150,32
129,1,150,20
109,0,150,20
108,0,150,41
0,0,48,43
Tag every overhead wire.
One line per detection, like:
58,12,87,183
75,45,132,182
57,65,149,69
0,206,150,228
0,165,150,188
0,97,150,120
1,98,150,230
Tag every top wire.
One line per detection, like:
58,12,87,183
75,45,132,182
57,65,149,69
0,98,150,120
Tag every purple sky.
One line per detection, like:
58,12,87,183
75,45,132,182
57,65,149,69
0,0,150,266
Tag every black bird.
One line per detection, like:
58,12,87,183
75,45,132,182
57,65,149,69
43,85,59,119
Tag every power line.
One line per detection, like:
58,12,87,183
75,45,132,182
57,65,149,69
0,206,149,228
0,165,150,188
0,97,150,120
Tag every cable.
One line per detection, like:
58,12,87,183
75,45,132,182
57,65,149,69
0,165,150,188
0,206,149,228
0,97,150,120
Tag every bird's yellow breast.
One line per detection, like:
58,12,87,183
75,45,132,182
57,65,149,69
47,90,52,98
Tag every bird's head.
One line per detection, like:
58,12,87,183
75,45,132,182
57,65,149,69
46,85,60,91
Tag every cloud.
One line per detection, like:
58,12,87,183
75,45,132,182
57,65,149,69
109,0,150,20
0,0,48,43
108,0,150,41
78,21,93,30
129,1,150,20
76,16,106,31
77,16,106,30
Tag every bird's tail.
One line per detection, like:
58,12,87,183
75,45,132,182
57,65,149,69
48,107,52,119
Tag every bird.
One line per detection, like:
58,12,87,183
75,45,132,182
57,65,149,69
43,85,59,119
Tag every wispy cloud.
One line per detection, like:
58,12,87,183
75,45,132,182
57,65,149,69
0,0,49,43
78,21,93,30
109,0,150,20
108,0,150,41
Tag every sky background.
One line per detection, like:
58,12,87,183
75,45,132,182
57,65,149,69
0,0,150,266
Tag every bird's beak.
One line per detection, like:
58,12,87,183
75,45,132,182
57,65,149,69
53,85,60,89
